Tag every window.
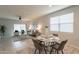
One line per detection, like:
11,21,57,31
50,16,60,31
14,24,26,35
50,13,74,32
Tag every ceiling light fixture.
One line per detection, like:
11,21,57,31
19,16,21,20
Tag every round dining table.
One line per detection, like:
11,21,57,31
36,35,60,53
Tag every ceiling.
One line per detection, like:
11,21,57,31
0,5,71,21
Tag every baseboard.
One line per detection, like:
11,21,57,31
67,44,79,51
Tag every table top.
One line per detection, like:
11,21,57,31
36,35,60,42
36,35,61,47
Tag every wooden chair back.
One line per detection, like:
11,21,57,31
58,40,68,50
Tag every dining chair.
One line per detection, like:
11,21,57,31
32,39,47,54
50,40,68,54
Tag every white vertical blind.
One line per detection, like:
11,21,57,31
60,13,74,23
60,24,73,32
50,16,59,24
50,24,59,31
50,12,74,32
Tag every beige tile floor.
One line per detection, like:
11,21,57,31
0,39,35,54
0,38,79,54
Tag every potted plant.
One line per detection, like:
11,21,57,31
0,25,6,36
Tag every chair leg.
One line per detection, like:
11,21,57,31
34,49,37,54
50,47,53,54
39,50,41,54
54,50,58,54
54,50,57,54
57,50,59,54
50,50,52,54
61,50,64,54
44,48,47,54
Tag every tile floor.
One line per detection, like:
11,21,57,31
0,38,79,54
